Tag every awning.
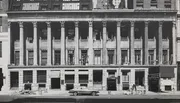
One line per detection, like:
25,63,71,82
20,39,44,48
160,66,174,78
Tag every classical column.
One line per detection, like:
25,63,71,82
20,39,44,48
117,21,121,65
145,69,149,92
60,21,66,65
8,22,11,65
33,22,38,65
144,21,149,65
102,69,107,90
130,21,135,65
19,22,24,66
75,21,79,65
172,21,177,65
88,21,93,65
47,22,52,65
102,21,107,65
32,70,37,90
130,69,135,89
19,70,23,90
158,21,163,65
88,69,93,88
60,69,65,91
75,69,79,88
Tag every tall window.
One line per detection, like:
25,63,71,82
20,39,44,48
121,50,128,65
68,50,74,65
94,50,101,65
80,50,88,65
0,41,2,57
41,50,47,65
28,50,33,65
37,70,46,83
23,71,33,83
151,0,157,8
162,50,168,64
54,50,61,65
148,50,154,65
135,50,141,65
15,51,20,65
108,50,115,65
136,0,144,8
164,0,171,8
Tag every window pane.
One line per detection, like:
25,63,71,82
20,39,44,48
28,50,33,65
121,50,128,65
0,41,2,57
23,71,33,83
94,50,101,65
37,70,46,83
135,50,141,65
68,50,74,65
54,50,61,65
148,50,154,65
108,50,114,64
41,50,47,65
15,51,20,65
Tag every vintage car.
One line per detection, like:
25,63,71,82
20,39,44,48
69,86,99,96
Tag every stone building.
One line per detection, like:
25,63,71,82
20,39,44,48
0,0,8,92
7,0,178,92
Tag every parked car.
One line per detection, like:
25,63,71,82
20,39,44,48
69,86,99,96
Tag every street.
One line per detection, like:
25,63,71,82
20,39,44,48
1,94,180,103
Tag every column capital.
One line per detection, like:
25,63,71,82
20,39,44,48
130,21,135,27
75,21,79,27
102,21,107,27
117,21,122,27
33,22,37,28
159,21,164,27
60,21,65,28
19,22,24,28
46,21,51,28
88,21,93,27
144,21,149,27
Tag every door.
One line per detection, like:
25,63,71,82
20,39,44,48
107,78,117,91
51,78,60,89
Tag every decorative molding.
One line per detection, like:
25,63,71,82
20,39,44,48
88,21,93,27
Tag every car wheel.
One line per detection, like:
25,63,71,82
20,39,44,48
92,92,96,96
73,92,78,96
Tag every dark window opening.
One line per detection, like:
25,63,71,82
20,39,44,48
148,50,154,65
79,75,88,84
135,71,145,86
15,51,20,66
165,85,172,91
162,50,168,65
40,29,47,40
40,4,48,10
151,0,157,8
65,75,74,84
135,50,141,65
67,50,74,65
51,78,60,89
66,23,75,40
10,72,19,88
80,50,88,65
121,24,129,40
28,50,33,66
25,23,33,43
41,50,47,66
37,70,46,83
164,0,171,8
54,50,61,65
93,70,102,84
23,71,33,83
66,84,74,90
79,22,88,40
121,50,128,65
93,22,102,40
80,4,89,10
107,23,116,41
136,0,144,8
94,50,101,65
108,50,115,65
52,23,61,40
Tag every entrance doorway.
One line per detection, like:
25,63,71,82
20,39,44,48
0,68,3,91
107,77,116,91
10,72,19,89
135,71,145,86
51,78,60,89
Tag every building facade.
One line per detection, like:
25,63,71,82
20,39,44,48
0,0,8,92
7,0,177,92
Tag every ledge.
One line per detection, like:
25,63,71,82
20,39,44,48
7,64,177,69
